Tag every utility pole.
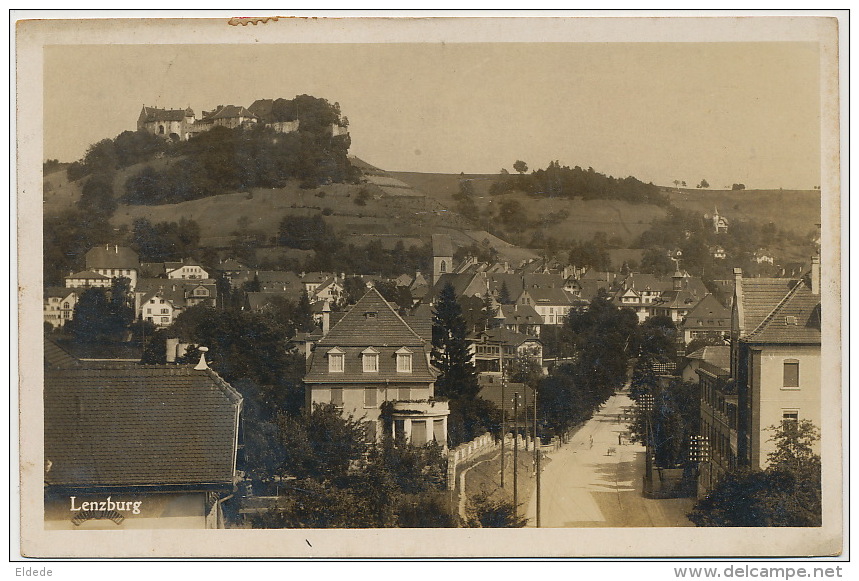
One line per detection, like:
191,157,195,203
513,392,519,517
500,342,505,488
534,386,541,528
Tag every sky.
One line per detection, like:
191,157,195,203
44,42,821,190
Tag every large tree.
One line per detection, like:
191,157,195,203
567,293,638,403
431,283,479,400
70,277,135,342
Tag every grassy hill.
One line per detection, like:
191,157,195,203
666,188,821,238
44,153,821,264
390,170,667,246
44,157,474,250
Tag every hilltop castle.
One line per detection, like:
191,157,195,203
137,99,347,141
137,104,261,141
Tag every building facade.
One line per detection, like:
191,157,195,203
44,345,242,530
731,258,821,469
303,288,449,447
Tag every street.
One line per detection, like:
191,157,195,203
524,390,695,527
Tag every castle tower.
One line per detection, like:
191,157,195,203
431,234,454,288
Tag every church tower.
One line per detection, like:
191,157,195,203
431,234,454,288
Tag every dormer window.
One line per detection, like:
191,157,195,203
396,347,413,373
364,311,377,320
327,347,345,373
362,347,379,372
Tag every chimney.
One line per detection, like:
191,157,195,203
165,337,179,363
733,267,743,296
194,346,209,370
322,300,331,336
811,255,820,295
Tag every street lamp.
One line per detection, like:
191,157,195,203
640,393,654,496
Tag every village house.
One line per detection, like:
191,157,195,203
165,260,209,280
615,271,707,324
468,328,543,377
84,245,140,291
138,289,182,327
301,272,336,296
44,343,242,529
134,279,217,324
141,260,210,280
303,288,449,447
64,270,112,290
612,273,671,322
711,246,726,260
753,249,775,265
680,293,731,344
210,259,248,282
515,287,575,326
408,272,430,301
43,287,78,329
494,303,542,336
681,345,730,384
577,268,618,302
426,271,489,304
311,277,344,304
711,207,729,234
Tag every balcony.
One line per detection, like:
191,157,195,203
391,399,450,418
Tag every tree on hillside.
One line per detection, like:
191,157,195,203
77,173,117,218
354,188,371,206
698,179,710,189
513,160,528,175
732,183,746,191
431,283,479,400
499,198,527,232
640,247,674,277
568,237,612,272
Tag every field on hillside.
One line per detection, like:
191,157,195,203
43,154,478,248
391,171,666,245
43,157,180,215
667,189,821,237
106,181,473,246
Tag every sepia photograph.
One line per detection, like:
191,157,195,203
15,13,844,559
